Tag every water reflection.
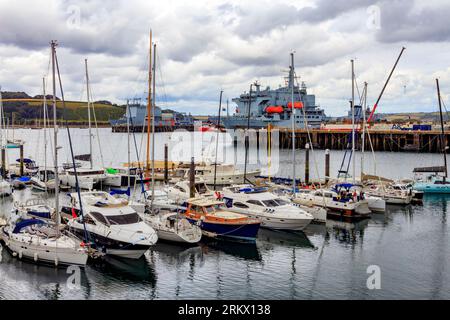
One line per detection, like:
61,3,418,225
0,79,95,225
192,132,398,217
325,219,369,245
199,239,262,261
257,229,315,249
91,256,157,286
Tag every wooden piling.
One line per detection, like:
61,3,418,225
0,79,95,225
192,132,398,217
19,144,24,176
164,143,168,183
325,149,330,184
189,157,195,198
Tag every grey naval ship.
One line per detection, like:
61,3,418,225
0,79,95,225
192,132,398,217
222,61,327,129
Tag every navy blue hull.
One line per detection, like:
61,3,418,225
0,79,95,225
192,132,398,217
187,218,260,242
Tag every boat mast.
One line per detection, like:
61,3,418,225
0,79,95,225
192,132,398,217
290,52,296,191
85,59,93,169
127,99,131,194
43,77,48,186
351,59,355,184
51,40,60,234
213,90,223,190
150,43,156,209
146,30,152,179
436,78,447,180
361,82,367,178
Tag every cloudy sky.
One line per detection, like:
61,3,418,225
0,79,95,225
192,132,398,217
1,0,450,116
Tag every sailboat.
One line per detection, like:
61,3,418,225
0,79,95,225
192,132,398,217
413,79,450,193
0,41,89,266
134,33,202,244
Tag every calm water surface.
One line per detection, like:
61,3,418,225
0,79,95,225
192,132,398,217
0,128,448,299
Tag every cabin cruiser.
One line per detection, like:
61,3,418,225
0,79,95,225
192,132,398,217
293,184,372,219
171,162,260,186
31,169,56,192
140,209,202,244
59,165,108,190
8,158,39,177
63,191,158,259
182,197,261,242
0,214,88,266
364,183,413,205
166,180,215,203
221,185,314,230
268,185,328,223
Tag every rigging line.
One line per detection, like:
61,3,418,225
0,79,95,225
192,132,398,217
54,49,90,245
87,84,105,168
156,50,169,109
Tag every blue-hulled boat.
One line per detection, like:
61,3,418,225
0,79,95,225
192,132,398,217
183,198,261,243
413,79,449,194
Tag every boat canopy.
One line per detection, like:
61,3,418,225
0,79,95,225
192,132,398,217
15,158,34,163
413,166,446,173
110,188,131,197
239,186,268,194
12,219,46,234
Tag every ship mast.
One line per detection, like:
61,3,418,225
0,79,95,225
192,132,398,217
150,43,156,209
146,30,152,178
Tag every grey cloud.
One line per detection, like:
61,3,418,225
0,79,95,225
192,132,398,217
376,1,450,43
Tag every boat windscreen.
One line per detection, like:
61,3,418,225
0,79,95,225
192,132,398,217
107,213,142,225
262,199,280,207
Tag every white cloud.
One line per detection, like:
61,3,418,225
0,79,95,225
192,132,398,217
0,0,450,117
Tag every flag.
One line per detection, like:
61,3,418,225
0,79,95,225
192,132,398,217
71,207,77,219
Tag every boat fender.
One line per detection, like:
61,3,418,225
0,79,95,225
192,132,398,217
34,252,38,262
18,250,22,259
12,251,17,257
54,257,58,266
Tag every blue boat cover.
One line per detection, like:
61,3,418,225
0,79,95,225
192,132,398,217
16,176,31,182
110,187,131,197
12,219,46,234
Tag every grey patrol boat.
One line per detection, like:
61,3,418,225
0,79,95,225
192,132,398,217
222,58,327,129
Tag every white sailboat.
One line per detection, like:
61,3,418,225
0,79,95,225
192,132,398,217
135,35,202,244
0,41,89,266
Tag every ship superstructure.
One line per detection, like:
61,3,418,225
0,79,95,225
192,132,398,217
223,61,327,129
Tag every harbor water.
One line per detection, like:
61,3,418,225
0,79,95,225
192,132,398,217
0,128,449,299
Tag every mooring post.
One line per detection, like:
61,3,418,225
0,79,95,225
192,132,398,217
189,157,195,198
1,148,5,179
19,144,24,176
305,143,310,185
164,143,169,183
325,149,330,184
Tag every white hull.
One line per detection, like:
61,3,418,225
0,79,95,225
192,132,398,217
0,181,12,196
104,174,122,187
59,174,95,190
105,248,149,259
366,196,386,212
294,193,371,215
296,203,327,223
1,228,88,266
202,170,261,186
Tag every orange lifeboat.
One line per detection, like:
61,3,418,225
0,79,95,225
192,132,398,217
287,101,304,109
265,105,283,113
